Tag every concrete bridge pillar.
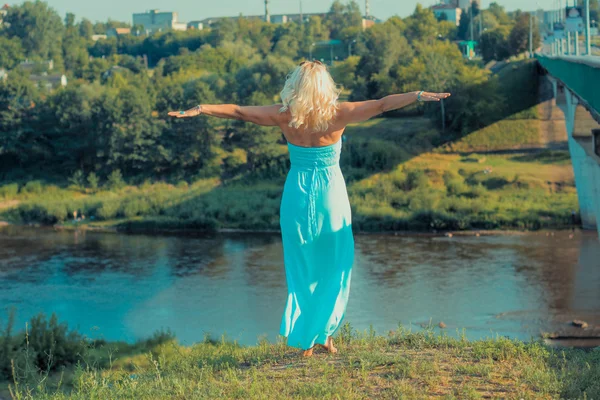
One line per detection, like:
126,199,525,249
555,83,600,231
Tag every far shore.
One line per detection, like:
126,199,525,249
0,219,583,238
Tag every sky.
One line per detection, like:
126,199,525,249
14,0,555,24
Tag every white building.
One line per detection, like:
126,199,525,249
133,9,187,34
0,4,8,26
431,4,462,26
29,73,67,91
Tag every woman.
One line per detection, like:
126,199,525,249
169,60,450,357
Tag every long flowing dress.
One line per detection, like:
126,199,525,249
279,137,355,350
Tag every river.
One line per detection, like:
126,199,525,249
1,226,599,348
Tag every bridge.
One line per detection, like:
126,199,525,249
535,54,600,237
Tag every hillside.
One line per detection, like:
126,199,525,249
0,61,578,232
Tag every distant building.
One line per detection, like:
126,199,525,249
0,68,7,81
18,59,54,72
439,0,479,10
0,4,8,26
199,12,378,30
29,73,67,91
106,28,131,38
133,9,187,34
431,4,462,26
187,21,204,30
102,65,131,80
92,34,107,41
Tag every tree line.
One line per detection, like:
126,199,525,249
0,1,545,185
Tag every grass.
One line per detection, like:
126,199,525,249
0,148,577,233
436,120,542,153
2,321,599,400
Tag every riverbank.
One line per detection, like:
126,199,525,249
1,219,581,239
2,323,598,400
0,149,579,234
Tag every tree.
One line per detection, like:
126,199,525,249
78,18,94,39
4,1,65,62
0,72,41,167
479,26,511,62
488,2,512,25
63,13,90,77
352,19,413,99
457,10,471,40
0,37,25,69
404,4,439,43
508,13,540,56
325,0,362,40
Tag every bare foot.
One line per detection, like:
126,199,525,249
319,337,338,354
302,347,314,357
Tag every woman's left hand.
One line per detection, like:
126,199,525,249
168,105,202,118
418,92,451,102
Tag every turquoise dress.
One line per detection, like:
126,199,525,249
279,137,355,350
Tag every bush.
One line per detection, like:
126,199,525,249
106,169,126,191
18,202,68,224
0,183,19,199
1,309,86,381
21,180,43,194
87,172,99,191
122,198,152,218
96,200,122,220
68,170,85,190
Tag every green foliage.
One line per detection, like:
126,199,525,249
3,0,65,64
480,26,511,63
106,169,125,191
68,170,85,189
21,180,43,194
87,172,99,190
0,183,19,199
0,36,25,69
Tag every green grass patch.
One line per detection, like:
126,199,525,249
2,312,598,400
437,120,542,153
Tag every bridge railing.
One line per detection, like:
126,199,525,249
535,54,600,121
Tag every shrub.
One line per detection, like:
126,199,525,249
0,183,19,199
106,169,125,191
21,180,43,194
1,309,87,381
122,198,152,218
87,172,99,191
96,200,122,220
68,170,85,190
176,180,189,190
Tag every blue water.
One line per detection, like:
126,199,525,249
1,226,599,347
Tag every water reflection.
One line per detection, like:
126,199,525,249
0,226,598,346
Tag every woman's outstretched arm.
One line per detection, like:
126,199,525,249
168,104,283,127
338,91,450,125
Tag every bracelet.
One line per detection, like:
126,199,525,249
417,91,424,102
195,105,202,114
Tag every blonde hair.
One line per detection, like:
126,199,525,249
279,61,341,133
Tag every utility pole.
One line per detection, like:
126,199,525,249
585,0,591,55
469,1,474,43
529,11,534,57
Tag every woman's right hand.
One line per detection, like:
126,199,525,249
168,105,202,118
